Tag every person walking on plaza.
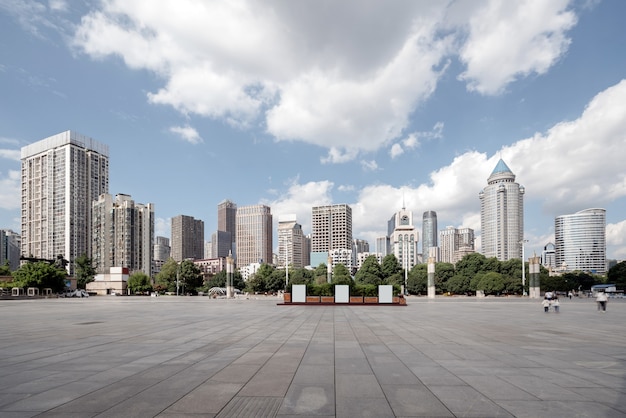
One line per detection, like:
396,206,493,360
542,298,551,313
552,297,560,313
596,291,608,312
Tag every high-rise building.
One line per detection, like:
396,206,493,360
422,211,438,257
389,208,419,271
555,208,606,274
20,131,109,274
154,236,171,274
439,226,475,264
541,243,556,271
236,204,272,267
0,229,21,271
171,215,204,261
278,215,304,269
479,159,524,261
217,200,237,251
211,230,233,258
310,204,353,268
92,193,154,276
376,236,390,257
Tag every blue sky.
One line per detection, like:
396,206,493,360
1,0,625,261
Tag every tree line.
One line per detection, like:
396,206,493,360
2,253,622,296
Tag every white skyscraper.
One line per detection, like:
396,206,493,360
310,204,353,269
389,208,419,271
555,208,606,274
479,159,524,261
236,204,273,267
20,131,109,274
278,215,304,269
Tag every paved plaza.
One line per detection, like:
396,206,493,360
0,295,625,417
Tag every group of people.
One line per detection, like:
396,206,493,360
542,291,560,313
541,290,609,313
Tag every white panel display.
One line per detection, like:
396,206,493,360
378,285,393,303
292,284,306,303
334,285,349,303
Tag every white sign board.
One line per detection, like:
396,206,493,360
378,285,393,303
335,285,349,303
292,284,306,303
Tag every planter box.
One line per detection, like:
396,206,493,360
306,296,321,303
350,296,364,304
320,296,334,303
392,297,399,304
284,293,291,303
364,296,378,304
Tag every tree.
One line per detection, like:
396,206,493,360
381,254,401,278
155,258,178,293
178,259,203,294
288,267,313,286
74,254,96,289
406,264,427,294
455,253,487,277
12,261,67,292
446,274,471,295
313,263,328,284
607,261,626,290
475,272,505,295
128,272,152,294
0,260,11,276
354,255,383,285
331,264,353,286
435,262,455,292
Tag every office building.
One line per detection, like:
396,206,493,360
479,159,524,261
210,230,232,258
439,226,475,264
20,131,109,274
422,211,438,258
236,204,272,267
376,236,390,257
92,193,154,277
171,215,204,261
555,208,606,275
541,243,556,271
0,229,21,271
310,204,353,268
278,215,305,269
389,208,419,271
153,236,171,274
218,200,237,251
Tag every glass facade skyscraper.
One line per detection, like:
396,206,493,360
555,208,606,274
422,211,438,257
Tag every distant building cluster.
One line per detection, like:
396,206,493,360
8,130,610,285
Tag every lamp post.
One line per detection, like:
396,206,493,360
520,239,529,296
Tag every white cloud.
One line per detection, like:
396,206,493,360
457,0,577,95
0,170,21,210
155,217,170,238
360,160,379,172
390,122,443,159
0,149,21,161
390,143,404,159
169,125,203,144
607,221,626,259
72,1,575,161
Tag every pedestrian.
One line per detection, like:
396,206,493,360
568,291,573,300
542,298,550,313
552,297,560,313
596,291,608,312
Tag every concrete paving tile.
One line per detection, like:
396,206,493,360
498,374,583,401
291,364,334,385
216,396,282,417
335,396,395,417
496,400,626,418
370,362,420,385
459,375,539,400
336,373,384,398
334,357,372,374
381,383,453,417
238,371,294,397
209,363,262,383
161,381,243,414
428,384,516,417
278,384,335,416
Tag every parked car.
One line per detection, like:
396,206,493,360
71,289,89,298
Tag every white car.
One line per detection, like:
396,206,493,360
71,289,89,298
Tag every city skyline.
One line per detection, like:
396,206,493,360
1,1,625,262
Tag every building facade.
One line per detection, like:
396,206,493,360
541,242,556,271
555,208,606,275
422,211,438,258
0,229,21,271
277,215,305,269
153,236,171,275
210,230,233,258
389,208,419,271
236,204,273,267
20,131,109,274
479,159,524,261
171,215,204,261
217,199,237,253
92,193,154,277
439,226,475,264
310,204,353,268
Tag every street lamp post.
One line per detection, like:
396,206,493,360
520,239,529,296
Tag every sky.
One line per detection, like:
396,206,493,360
1,0,625,262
